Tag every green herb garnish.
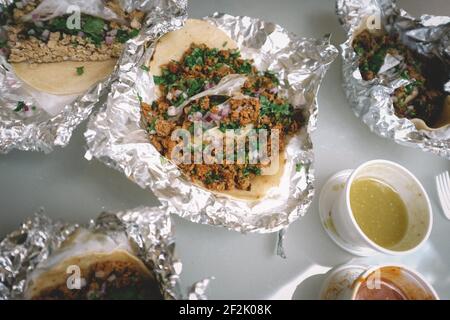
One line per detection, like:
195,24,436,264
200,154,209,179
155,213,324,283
405,83,415,95
400,70,410,80
264,71,280,85
368,48,387,73
205,171,222,185
76,66,85,76
117,28,140,43
184,47,205,68
82,16,106,42
354,45,364,56
186,78,204,97
147,118,157,132
236,61,252,74
13,101,26,112
259,95,292,120
243,166,262,177
219,122,241,133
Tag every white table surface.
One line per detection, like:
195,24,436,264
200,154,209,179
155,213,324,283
1,0,449,300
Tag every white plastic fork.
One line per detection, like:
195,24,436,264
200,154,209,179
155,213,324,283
436,171,450,220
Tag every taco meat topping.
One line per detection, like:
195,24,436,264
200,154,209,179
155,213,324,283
141,43,302,192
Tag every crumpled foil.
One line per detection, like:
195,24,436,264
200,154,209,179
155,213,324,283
0,0,187,153
337,0,450,158
0,206,209,300
85,13,338,233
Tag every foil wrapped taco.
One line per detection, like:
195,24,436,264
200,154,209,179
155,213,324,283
85,13,338,233
337,0,450,157
143,19,301,200
0,207,208,300
0,0,185,153
24,228,163,300
5,0,144,95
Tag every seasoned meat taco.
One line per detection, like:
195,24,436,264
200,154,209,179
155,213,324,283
141,19,302,201
353,29,449,130
1,0,144,95
24,229,162,300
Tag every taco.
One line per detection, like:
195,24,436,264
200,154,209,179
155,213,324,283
141,19,302,201
1,0,144,95
24,229,162,300
352,28,449,130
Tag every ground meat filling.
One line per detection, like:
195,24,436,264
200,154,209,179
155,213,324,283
353,30,448,126
32,260,162,300
1,0,144,63
142,43,302,192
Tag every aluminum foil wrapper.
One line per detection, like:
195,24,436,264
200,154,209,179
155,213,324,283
85,13,338,233
0,206,208,300
337,0,450,158
0,0,187,153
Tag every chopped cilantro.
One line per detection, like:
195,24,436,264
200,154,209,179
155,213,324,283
400,70,410,80
259,95,292,120
76,66,85,76
360,62,370,73
116,28,140,43
243,166,262,177
230,50,240,59
140,65,150,72
153,75,165,85
128,29,140,39
13,101,27,112
186,78,204,97
49,17,72,33
184,47,205,68
405,83,415,95
173,95,186,107
219,122,241,133
154,69,180,87
82,16,105,39
368,48,387,73
188,104,202,115
116,29,130,43
296,163,303,172
205,171,222,185
147,118,157,132
236,61,252,74
354,45,364,56
264,71,280,85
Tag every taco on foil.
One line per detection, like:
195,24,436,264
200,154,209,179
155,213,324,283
1,0,144,95
352,26,449,131
24,229,162,300
141,19,303,201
